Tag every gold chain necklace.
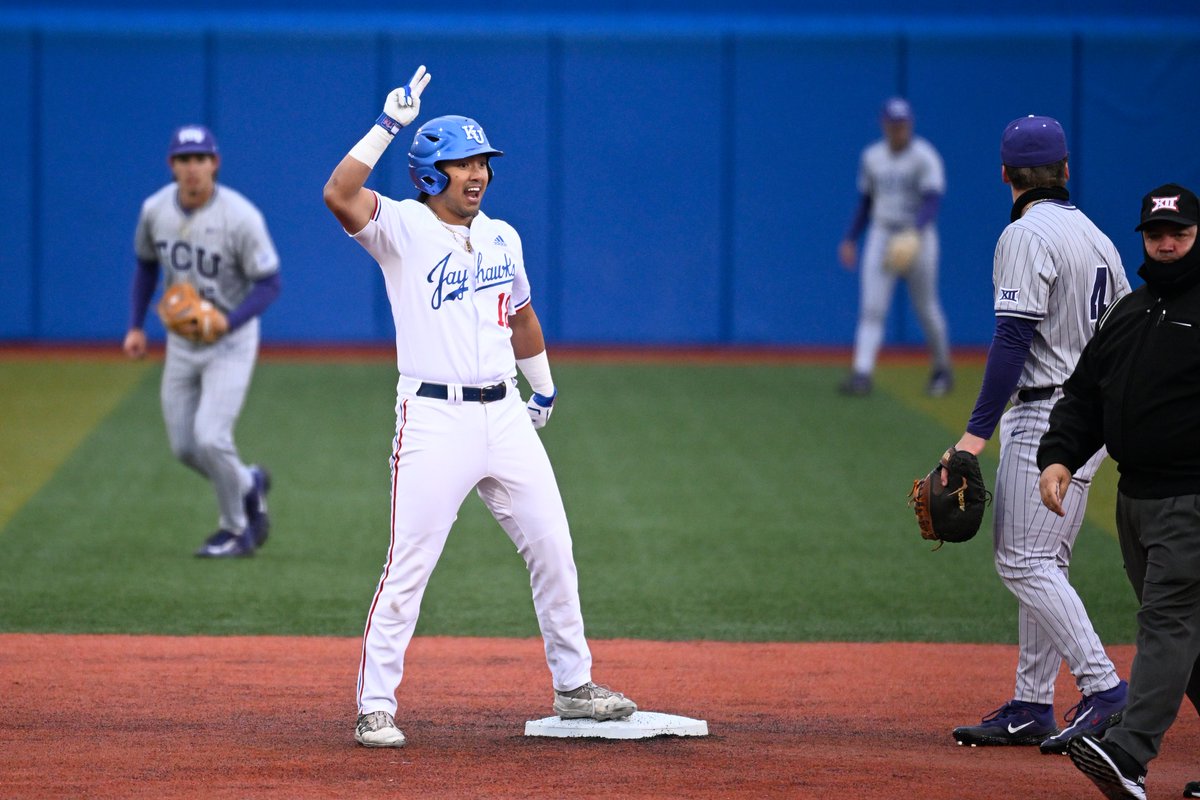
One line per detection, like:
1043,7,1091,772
428,206,473,253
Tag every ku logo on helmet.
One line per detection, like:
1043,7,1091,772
462,125,487,144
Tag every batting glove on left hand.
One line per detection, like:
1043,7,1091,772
527,388,556,429
380,65,431,132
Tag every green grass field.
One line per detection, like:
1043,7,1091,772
0,355,1138,645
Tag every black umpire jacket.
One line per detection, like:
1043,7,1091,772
1038,251,1200,499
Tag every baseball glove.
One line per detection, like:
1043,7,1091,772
908,448,991,549
156,283,228,344
884,228,921,275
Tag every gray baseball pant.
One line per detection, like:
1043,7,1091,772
160,321,258,533
1105,491,1200,768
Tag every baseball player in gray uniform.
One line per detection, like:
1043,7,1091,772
123,125,279,558
947,116,1129,753
838,97,953,397
322,66,636,748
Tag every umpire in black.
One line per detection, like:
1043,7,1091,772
1037,183,1200,800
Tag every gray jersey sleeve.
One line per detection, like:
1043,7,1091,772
232,204,280,282
993,225,1054,322
994,203,1129,388
134,192,165,263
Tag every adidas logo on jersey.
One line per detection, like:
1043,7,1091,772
493,235,506,246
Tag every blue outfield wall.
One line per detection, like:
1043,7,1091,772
1,11,1199,347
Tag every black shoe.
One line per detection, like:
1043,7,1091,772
952,700,1057,747
194,529,256,558
244,464,272,548
1039,680,1127,755
838,372,872,397
1184,779,1200,798
926,368,953,397
1067,735,1146,800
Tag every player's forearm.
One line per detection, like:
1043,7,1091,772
128,258,159,330
964,315,1037,440
226,272,282,331
843,193,871,241
914,191,941,229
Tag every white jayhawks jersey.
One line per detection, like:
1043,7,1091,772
992,200,1130,388
134,183,280,311
351,195,530,386
857,136,945,227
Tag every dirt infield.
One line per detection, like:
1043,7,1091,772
1,635,1195,799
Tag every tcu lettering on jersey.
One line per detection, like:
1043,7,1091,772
157,240,222,277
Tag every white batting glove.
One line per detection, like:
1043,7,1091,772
378,65,431,134
527,388,556,429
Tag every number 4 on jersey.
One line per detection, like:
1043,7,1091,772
1090,266,1110,321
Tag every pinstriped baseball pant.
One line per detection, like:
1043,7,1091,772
160,322,258,534
993,396,1120,705
851,224,951,376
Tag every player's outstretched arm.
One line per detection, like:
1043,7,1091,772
323,65,431,234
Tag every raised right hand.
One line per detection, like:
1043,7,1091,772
382,65,432,129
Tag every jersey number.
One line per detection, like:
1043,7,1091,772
497,292,512,328
1089,266,1109,322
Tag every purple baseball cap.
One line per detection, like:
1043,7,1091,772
168,124,219,157
881,97,913,123
1001,115,1067,168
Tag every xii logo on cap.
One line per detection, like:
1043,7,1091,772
1151,196,1181,213
1136,183,1200,231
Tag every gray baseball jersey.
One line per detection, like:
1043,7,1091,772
857,136,944,227
990,198,1129,706
135,183,280,311
993,201,1130,389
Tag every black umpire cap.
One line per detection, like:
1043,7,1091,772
1136,183,1200,231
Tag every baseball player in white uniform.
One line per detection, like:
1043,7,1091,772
322,66,637,748
123,125,278,558
947,116,1129,753
838,98,953,397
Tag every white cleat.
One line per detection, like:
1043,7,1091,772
355,710,407,747
553,682,637,721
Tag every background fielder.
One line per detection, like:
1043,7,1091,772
947,115,1129,754
322,66,636,749
123,125,278,558
838,97,953,398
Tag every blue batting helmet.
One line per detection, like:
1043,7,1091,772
408,115,504,196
